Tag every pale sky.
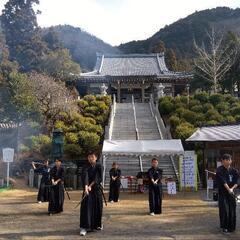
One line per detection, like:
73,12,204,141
0,0,239,45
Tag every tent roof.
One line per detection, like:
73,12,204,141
186,124,240,142
102,140,184,156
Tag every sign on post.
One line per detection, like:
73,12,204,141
179,151,198,191
2,148,14,187
167,181,177,195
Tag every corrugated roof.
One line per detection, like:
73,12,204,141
186,124,240,142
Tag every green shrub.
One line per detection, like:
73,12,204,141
216,103,229,113
96,95,112,106
194,92,209,103
169,115,181,128
224,116,236,124
159,99,175,115
64,144,82,158
54,120,69,132
231,106,240,116
206,120,219,126
77,99,88,109
65,132,79,144
202,103,214,113
79,131,100,150
209,94,224,106
181,109,197,124
191,105,203,113
175,122,196,140
26,134,51,156
235,115,240,122
205,109,223,122
83,95,96,102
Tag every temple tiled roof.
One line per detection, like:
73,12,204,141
78,53,193,83
82,53,180,77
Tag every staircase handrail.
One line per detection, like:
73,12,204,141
132,95,143,172
132,95,139,140
108,94,116,140
150,95,179,182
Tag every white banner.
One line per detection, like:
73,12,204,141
180,151,197,189
3,148,14,162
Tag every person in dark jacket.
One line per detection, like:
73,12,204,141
80,151,103,236
216,154,239,234
48,158,65,215
32,160,50,203
109,162,121,203
148,158,163,216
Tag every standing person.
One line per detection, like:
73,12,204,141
32,160,50,203
80,152,103,236
148,158,163,216
48,158,65,215
109,162,121,203
216,154,239,234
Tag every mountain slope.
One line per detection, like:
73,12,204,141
118,7,240,58
48,25,120,71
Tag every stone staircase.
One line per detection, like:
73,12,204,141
135,103,161,140
104,101,179,191
111,103,136,140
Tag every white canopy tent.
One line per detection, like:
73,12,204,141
102,140,184,186
102,140,184,156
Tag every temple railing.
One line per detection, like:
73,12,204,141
132,95,143,172
107,94,116,140
150,95,179,181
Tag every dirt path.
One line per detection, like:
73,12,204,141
0,185,240,240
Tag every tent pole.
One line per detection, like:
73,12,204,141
103,155,106,187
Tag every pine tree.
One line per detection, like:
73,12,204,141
1,0,47,71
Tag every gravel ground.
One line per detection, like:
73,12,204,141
0,184,240,240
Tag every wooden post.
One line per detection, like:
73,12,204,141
141,85,145,103
172,83,175,97
117,81,121,103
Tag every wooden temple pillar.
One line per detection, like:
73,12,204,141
117,81,121,103
172,83,175,97
141,82,145,103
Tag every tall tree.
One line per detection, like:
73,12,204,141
221,31,240,94
28,72,77,133
166,49,178,71
194,28,237,93
151,40,166,53
38,48,81,80
1,0,47,71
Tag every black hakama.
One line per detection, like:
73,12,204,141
148,167,163,214
80,163,103,230
216,165,239,232
109,168,121,202
34,166,50,202
48,166,65,214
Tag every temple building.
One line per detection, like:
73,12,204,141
75,53,192,102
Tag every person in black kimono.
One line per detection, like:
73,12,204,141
32,160,50,203
148,158,163,216
48,158,65,215
80,152,103,236
216,154,239,234
109,162,121,203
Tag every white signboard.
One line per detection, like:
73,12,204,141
121,178,128,189
180,151,197,190
207,179,214,190
2,148,14,187
3,148,14,162
167,181,177,195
